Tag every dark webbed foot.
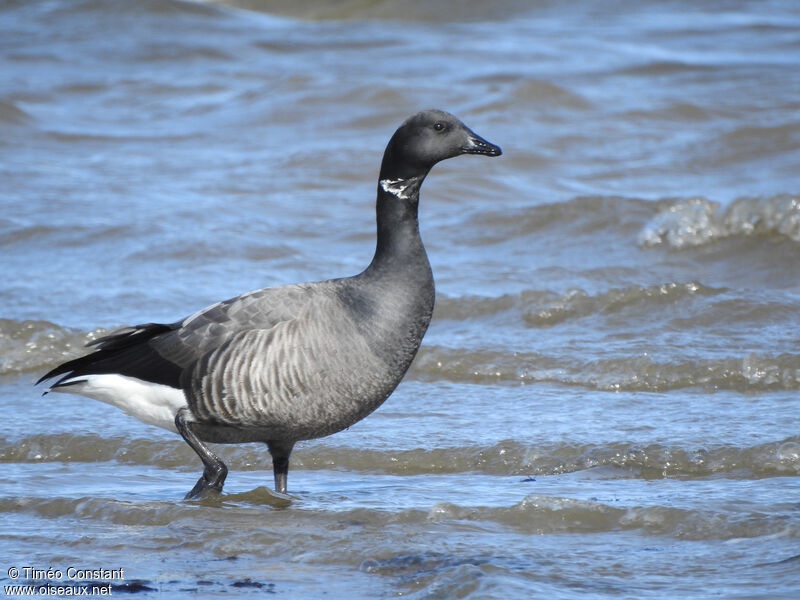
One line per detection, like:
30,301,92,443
175,408,228,499
184,460,228,499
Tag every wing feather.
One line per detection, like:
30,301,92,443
38,282,319,391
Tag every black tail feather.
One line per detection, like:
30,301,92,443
36,322,178,388
87,322,174,350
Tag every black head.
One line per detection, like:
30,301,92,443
380,110,501,180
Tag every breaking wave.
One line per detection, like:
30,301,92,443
1,490,797,543
639,195,800,249
425,493,800,539
410,346,800,391
435,281,721,324
0,319,105,376
3,434,798,479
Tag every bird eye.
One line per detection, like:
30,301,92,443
433,122,445,132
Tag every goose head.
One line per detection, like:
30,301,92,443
379,109,501,183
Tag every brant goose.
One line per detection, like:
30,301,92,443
39,110,501,498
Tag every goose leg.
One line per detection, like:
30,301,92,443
266,440,294,494
175,408,228,499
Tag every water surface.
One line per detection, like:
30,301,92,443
2,0,800,597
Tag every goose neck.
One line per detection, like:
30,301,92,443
367,175,429,273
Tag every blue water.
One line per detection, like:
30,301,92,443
2,0,800,597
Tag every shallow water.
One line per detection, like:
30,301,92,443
2,0,800,597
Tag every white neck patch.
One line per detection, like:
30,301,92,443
380,177,421,200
